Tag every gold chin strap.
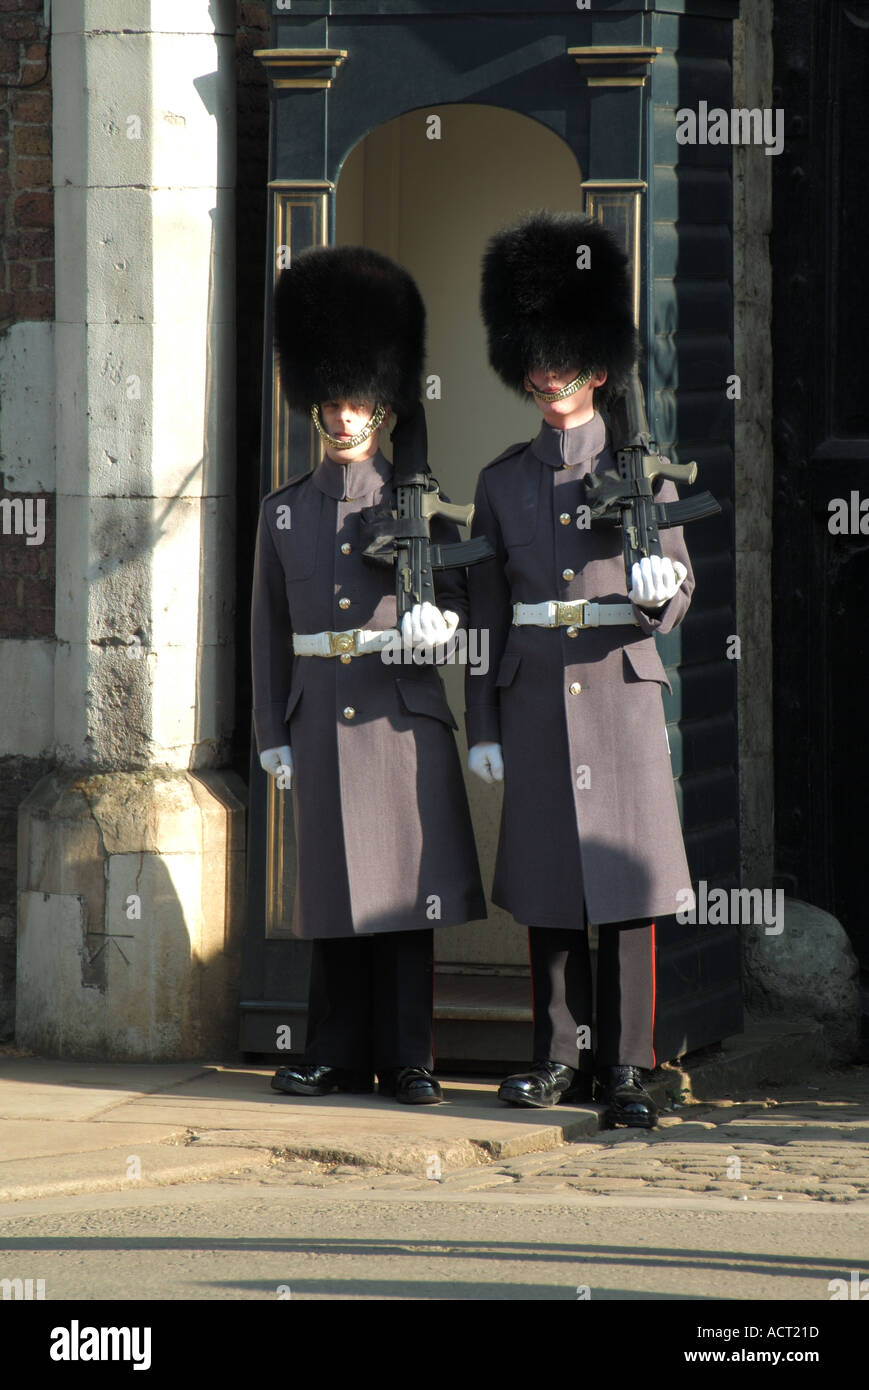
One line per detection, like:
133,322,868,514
525,367,593,402
311,402,387,450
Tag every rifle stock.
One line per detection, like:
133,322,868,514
421,493,476,529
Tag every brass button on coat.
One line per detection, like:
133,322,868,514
343,706,356,720
566,625,579,638
338,597,351,610
562,568,575,581
339,654,352,664
569,682,582,694
340,543,351,555
559,512,571,525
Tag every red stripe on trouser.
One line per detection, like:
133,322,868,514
649,920,657,1068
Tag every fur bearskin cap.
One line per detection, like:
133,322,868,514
274,245,425,416
480,211,637,401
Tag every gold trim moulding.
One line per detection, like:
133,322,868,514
568,46,663,65
569,45,661,90
273,79,331,90
254,48,349,91
587,76,647,88
581,180,648,191
267,180,335,190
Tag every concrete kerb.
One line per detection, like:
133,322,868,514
188,1111,602,1178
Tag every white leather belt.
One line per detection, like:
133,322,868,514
293,628,396,658
513,600,639,629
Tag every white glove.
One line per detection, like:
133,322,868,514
401,601,460,652
260,745,293,789
629,555,688,610
468,742,504,784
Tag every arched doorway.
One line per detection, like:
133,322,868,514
335,105,584,1059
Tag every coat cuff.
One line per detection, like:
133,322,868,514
632,599,669,634
253,703,291,757
465,705,501,747
632,589,687,636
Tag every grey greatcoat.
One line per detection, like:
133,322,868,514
465,410,695,930
251,448,486,939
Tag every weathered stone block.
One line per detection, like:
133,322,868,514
744,898,860,1062
16,768,245,1060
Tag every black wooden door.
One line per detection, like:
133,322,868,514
240,0,743,1063
772,0,869,972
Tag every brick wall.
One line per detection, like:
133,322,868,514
0,0,53,328
0,1,54,1040
0,0,54,640
0,486,54,636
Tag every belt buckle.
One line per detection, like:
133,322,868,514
556,600,588,629
329,629,358,656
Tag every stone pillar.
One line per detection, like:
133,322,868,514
16,0,244,1060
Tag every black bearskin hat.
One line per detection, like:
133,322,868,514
273,245,425,416
480,211,637,402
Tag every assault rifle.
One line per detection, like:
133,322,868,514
586,367,721,590
359,403,493,619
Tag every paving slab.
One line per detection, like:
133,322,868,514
0,1060,207,1120
0,1143,270,1203
0,1119,186,1161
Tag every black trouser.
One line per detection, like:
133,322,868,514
528,919,656,1071
304,929,434,1074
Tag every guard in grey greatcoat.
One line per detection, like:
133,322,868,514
252,245,485,1105
466,212,695,1127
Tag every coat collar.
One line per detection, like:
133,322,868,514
312,448,392,501
530,411,607,476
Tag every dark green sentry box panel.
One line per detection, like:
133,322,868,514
241,0,742,1067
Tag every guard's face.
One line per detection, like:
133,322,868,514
319,398,388,462
524,366,607,428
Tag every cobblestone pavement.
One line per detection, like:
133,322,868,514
230,1063,869,1202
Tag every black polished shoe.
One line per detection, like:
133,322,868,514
595,1065,657,1129
378,1066,443,1104
270,1064,374,1097
498,1061,582,1109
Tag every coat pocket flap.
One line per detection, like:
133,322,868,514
623,643,672,693
494,651,521,688
396,677,458,729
